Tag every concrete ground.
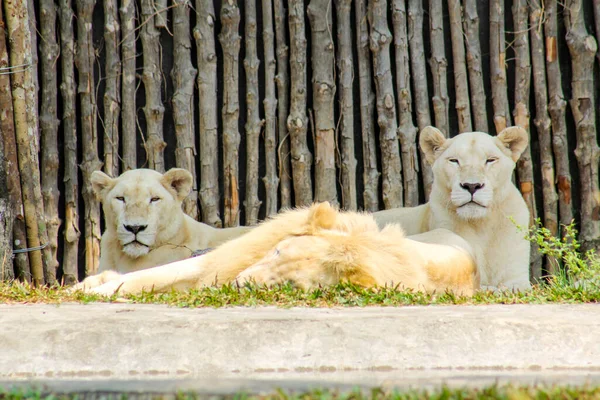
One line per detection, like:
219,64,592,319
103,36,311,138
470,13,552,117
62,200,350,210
1,303,600,396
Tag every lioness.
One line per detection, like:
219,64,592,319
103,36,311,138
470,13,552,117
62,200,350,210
373,126,531,291
71,202,479,296
90,168,252,278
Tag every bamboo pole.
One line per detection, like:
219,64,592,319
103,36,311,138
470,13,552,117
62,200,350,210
120,0,137,171
103,0,121,178
172,0,199,219
219,0,242,227
355,0,380,212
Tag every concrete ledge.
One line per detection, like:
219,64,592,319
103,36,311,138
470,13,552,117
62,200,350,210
1,303,600,393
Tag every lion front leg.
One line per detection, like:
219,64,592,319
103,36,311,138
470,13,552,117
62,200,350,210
69,270,123,292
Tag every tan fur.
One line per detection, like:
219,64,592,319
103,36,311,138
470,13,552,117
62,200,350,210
71,202,478,297
373,126,532,291
83,168,251,276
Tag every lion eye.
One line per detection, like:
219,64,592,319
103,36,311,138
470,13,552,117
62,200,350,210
150,197,161,203
486,157,498,164
448,158,459,165
116,196,125,203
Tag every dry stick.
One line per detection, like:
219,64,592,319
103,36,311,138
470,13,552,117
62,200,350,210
0,4,30,282
355,0,380,212
407,0,432,199
40,0,61,284
5,0,49,286
594,0,600,63
103,0,121,178
0,132,13,281
172,0,199,220
219,0,242,227
57,0,79,285
512,0,541,279
369,0,403,209
76,0,103,278
263,0,280,217
154,0,168,28
392,0,418,207
287,0,313,207
447,0,472,133
334,0,357,211
273,0,292,209
244,0,263,225
141,0,166,172
195,0,222,227
462,0,489,133
307,0,338,206
120,0,137,171
564,0,600,253
530,0,559,276
428,0,449,136
26,0,39,149
544,0,573,231
489,0,511,133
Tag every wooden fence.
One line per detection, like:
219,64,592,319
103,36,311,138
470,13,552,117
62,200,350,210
0,0,597,285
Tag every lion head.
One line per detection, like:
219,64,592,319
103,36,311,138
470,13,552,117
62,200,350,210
420,126,528,220
91,168,193,258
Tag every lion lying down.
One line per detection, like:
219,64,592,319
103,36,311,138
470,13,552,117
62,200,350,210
73,202,479,296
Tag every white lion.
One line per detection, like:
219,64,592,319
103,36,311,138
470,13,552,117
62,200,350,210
84,168,251,286
373,126,531,291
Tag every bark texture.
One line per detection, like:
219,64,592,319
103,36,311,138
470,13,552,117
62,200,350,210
392,0,419,206
103,0,121,177
490,0,512,132
40,0,61,284
263,0,280,217
448,0,472,133
120,0,137,171
195,0,222,227
565,0,600,252
219,0,242,227
172,0,199,219
369,0,403,209
428,0,449,135
287,0,313,207
0,135,13,281
141,0,166,172
307,0,338,206
244,0,263,225
544,0,573,230
76,0,102,278
356,0,380,212
335,0,357,211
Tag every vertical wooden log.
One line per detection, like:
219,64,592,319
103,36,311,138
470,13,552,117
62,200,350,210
58,0,80,285
490,0,512,132
447,0,472,133
334,0,357,211
103,0,121,177
274,0,292,209
263,0,280,217
462,0,489,133
392,0,418,206
76,0,102,278
244,0,263,225
428,0,449,135
369,0,403,209
141,0,166,172
544,0,573,230
0,134,13,281
219,0,242,227
6,0,51,285
40,0,61,284
287,0,313,207
565,0,600,252
407,0,433,199
195,0,222,227
0,3,30,282
172,0,199,220
307,0,338,206
120,0,137,171
154,0,168,27
355,0,380,212
530,0,558,275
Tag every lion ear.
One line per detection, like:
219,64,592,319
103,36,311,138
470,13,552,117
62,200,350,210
496,126,529,162
307,202,337,234
161,168,193,201
419,126,447,165
91,170,115,200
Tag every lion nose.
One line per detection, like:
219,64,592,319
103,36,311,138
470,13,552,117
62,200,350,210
460,182,484,195
124,224,147,234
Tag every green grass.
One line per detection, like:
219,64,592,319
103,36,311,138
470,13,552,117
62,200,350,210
4,385,600,400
